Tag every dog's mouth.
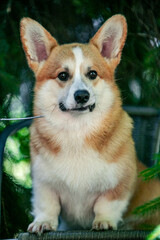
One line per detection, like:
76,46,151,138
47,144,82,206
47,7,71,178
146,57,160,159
59,103,95,112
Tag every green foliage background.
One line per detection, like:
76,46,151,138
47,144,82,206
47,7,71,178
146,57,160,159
0,0,160,238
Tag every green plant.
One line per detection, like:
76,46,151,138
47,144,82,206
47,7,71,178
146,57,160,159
133,153,160,238
147,225,160,240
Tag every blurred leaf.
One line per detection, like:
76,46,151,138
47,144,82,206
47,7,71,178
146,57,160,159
133,197,160,216
147,225,160,240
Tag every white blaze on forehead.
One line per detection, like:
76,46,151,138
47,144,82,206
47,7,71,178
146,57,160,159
72,47,84,83
64,46,90,109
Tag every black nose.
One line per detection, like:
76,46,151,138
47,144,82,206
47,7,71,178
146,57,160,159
74,90,90,104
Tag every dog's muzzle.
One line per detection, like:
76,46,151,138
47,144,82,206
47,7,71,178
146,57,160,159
59,102,96,112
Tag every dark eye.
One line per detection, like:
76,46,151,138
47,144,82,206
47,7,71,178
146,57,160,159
87,70,97,80
58,72,69,81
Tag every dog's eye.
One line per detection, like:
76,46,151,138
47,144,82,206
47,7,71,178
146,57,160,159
58,72,69,81
87,70,97,80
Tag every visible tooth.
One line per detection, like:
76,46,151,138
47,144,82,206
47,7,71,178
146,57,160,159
89,103,95,112
59,103,67,111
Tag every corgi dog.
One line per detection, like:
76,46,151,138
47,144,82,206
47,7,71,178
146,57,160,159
20,15,160,233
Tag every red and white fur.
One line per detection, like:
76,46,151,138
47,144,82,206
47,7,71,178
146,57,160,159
20,15,160,233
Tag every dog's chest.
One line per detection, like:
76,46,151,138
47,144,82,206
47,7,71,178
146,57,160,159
42,145,120,227
36,142,120,222
38,137,120,192
32,126,121,227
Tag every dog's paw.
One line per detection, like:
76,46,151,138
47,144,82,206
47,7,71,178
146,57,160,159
27,220,58,234
92,219,117,231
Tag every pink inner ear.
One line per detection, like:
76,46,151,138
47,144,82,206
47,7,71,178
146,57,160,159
35,41,48,62
32,33,48,62
101,35,114,59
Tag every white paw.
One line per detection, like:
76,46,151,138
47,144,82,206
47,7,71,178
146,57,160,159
27,220,58,234
92,219,117,231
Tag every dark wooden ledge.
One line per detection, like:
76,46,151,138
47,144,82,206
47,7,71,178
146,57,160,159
18,230,151,240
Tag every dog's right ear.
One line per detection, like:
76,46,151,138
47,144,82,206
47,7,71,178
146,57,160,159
90,15,127,69
20,18,58,73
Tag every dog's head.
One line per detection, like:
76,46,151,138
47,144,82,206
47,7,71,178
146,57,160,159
20,15,127,120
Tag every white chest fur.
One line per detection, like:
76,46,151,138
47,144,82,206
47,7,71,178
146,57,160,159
32,127,122,228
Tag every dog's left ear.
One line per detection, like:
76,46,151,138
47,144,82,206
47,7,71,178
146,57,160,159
90,14,127,67
20,18,58,74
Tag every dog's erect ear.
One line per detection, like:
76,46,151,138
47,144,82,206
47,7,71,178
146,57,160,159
90,15,127,66
20,18,58,73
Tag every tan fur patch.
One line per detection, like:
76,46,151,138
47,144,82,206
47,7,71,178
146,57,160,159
124,161,160,229
35,45,75,89
106,174,135,201
34,42,114,89
127,161,160,213
85,90,122,153
81,44,115,82
31,120,61,156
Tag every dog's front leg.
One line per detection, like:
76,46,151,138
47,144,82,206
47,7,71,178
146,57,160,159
92,191,131,230
28,181,60,234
